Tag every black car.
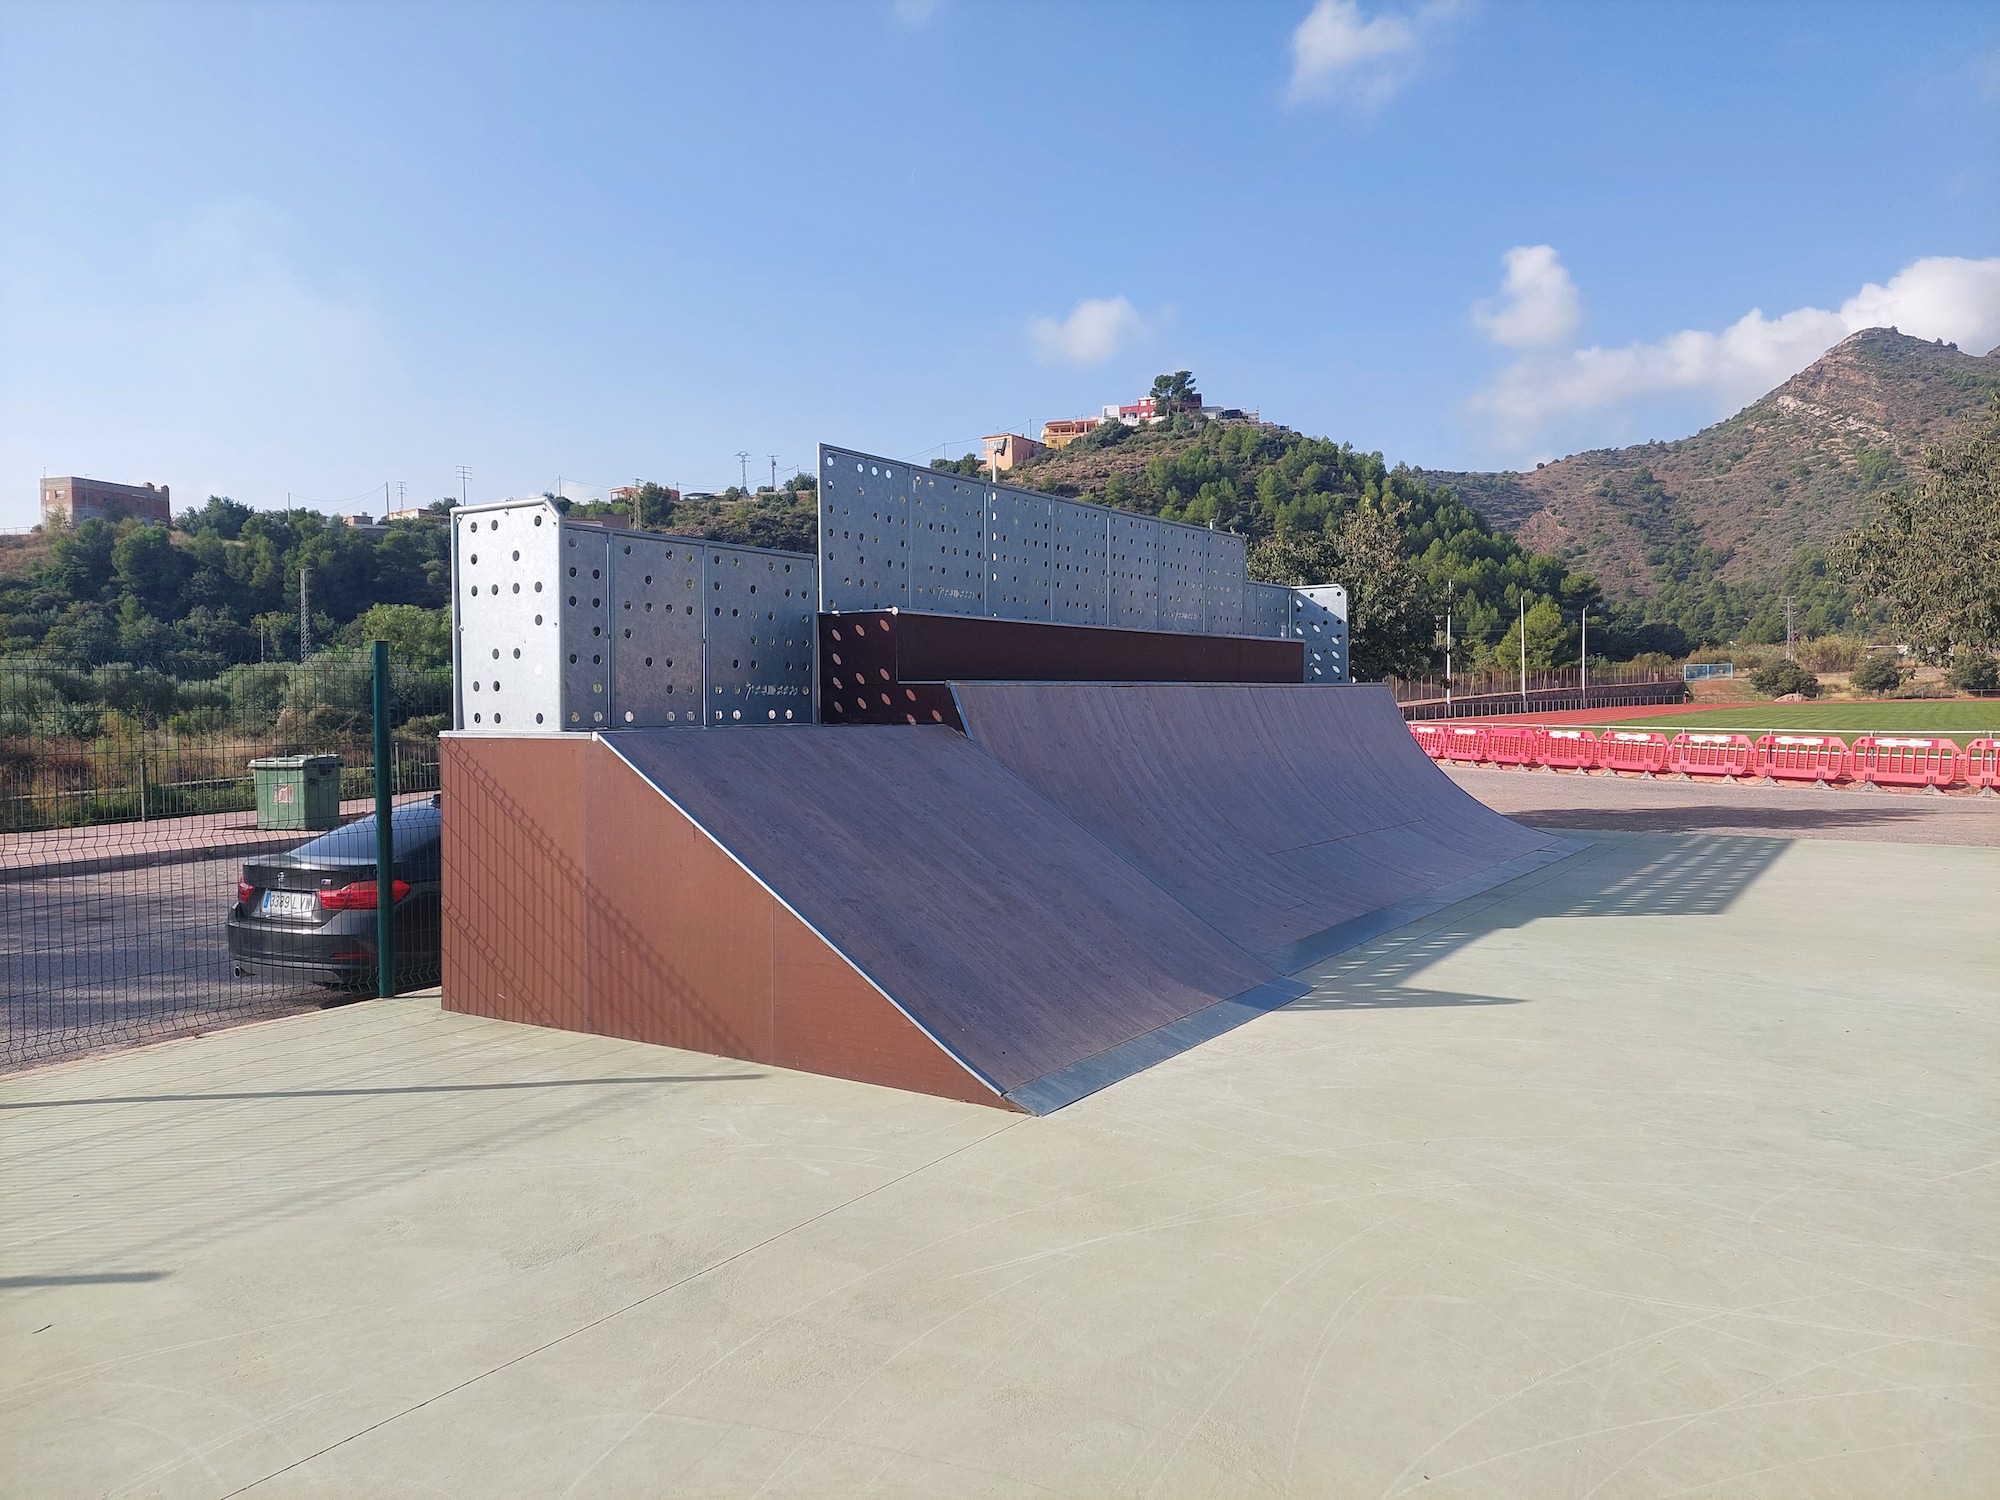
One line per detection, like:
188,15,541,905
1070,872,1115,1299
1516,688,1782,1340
228,796,443,990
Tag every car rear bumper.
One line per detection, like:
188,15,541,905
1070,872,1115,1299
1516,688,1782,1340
226,913,374,984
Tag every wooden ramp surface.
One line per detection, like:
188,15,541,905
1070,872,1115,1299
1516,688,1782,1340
601,729,1298,1110
950,682,1577,968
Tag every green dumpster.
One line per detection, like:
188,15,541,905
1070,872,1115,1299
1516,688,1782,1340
250,755,343,831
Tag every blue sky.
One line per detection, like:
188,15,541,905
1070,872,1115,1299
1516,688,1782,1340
2,0,1996,526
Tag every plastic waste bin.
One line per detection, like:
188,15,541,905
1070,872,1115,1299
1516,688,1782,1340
250,755,343,831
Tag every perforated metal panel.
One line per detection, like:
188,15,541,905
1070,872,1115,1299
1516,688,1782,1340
1109,512,1160,631
909,470,986,616
704,548,816,725
1158,526,1205,633
819,449,909,613
455,503,562,731
1204,531,1246,635
1050,501,1109,627
1244,581,1294,640
986,489,1051,621
454,500,817,731
610,534,703,726
560,526,613,728
1292,585,1350,683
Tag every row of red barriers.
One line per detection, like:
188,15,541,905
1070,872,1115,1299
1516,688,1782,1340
1409,721,1999,790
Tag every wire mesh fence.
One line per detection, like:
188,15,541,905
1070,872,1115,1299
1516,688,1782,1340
2,651,449,1072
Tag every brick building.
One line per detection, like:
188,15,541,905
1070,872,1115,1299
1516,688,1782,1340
40,476,171,527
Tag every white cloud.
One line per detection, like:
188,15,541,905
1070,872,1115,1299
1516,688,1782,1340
1029,296,1145,365
892,0,942,26
1473,244,1580,348
1471,255,2000,440
1286,0,1455,110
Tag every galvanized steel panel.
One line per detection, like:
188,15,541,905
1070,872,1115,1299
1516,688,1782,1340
1204,531,1246,635
1292,584,1350,684
909,469,986,616
1050,501,1109,627
985,489,1051,621
559,525,614,728
1244,581,1294,640
609,534,703,726
819,446,909,613
1108,511,1160,631
455,501,562,732
1158,525,1205,633
703,546,816,725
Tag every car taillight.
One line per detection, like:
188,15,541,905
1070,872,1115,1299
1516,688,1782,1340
318,879,412,911
237,880,255,906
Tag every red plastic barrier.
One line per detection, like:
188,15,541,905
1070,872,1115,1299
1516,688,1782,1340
1755,733,1849,784
1852,736,1962,788
1965,738,1999,790
1409,723,1449,759
1439,724,1490,764
1540,728,1598,770
1596,730,1670,776
1669,732,1757,778
1485,724,1543,767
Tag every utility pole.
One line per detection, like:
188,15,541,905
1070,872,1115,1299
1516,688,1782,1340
299,567,312,659
1444,583,1453,715
769,455,778,491
456,465,471,508
384,480,390,520
1580,607,1588,706
1519,594,1528,712
1785,594,1795,661
736,451,750,492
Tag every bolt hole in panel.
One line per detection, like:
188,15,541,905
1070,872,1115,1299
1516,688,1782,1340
1292,585,1350,683
455,503,564,730
1244,581,1295,641
820,453,910,613
704,548,815,724
909,470,987,615
454,499,819,729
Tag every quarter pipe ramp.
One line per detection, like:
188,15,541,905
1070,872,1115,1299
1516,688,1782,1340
442,684,1575,1112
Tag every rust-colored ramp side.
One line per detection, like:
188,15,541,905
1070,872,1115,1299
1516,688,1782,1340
951,682,1579,970
600,729,1305,1113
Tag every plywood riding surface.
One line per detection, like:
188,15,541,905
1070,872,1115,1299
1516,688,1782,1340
951,682,1576,968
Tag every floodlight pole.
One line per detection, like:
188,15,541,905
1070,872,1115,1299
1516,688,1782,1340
1519,595,1528,712
372,640,395,999
1580,607,1588,707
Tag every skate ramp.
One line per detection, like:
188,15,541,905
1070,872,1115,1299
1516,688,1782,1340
950,682,1578,969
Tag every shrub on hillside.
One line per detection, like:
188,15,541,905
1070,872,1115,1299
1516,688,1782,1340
1797,636,1862,673
1850,653,1905,694
1946,649,1999,693
1749,659,1821,698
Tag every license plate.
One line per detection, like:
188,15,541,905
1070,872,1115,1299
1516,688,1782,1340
261,890,318,920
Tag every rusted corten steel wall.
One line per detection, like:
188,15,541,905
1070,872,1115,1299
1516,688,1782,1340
820,610,1306,728
440,733,1005,1108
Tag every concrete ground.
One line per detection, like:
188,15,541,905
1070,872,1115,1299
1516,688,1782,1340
1446,763,2000,846
3,830,1997,1498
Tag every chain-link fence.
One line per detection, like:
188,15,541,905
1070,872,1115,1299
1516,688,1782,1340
2,651,449,1071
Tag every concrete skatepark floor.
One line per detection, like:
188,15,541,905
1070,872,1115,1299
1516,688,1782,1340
3,829,1996,1498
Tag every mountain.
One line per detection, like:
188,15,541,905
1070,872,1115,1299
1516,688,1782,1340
1427,329,2000,600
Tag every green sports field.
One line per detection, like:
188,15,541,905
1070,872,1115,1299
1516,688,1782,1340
1597,702,1999,746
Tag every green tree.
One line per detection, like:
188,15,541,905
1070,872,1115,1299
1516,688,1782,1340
1249,504,1436,679
111,524,188,616
345,603,453,669
1493,597,1571,674
1149,370,1197,416
1833,394,2000,655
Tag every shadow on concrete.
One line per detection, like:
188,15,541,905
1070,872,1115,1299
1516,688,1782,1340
1510,804,1968,838
0,1273,166,1288
0,1073,763,1111
1290,830,1788,1012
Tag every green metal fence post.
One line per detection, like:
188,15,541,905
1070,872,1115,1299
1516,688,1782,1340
372,641,395,998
